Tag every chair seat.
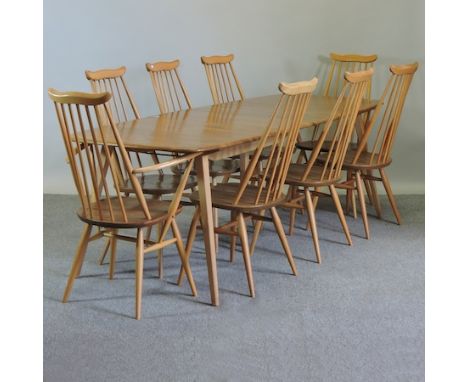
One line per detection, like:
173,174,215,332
285,163,342,187
77,197,182,229
342,150,392,170
296,139,358,152
189,183,286,211
120,174,197,195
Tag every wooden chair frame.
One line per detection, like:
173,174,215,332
283,69,374,263
341,63,418,235
49,88,200,319
294,53,378,225
178,78,318,297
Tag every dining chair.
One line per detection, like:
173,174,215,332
292,53,378,232
340,63,418,237
200,54,245,104
178,77,318,297
86,66,198,269
280,68,374,264
49,88,199,319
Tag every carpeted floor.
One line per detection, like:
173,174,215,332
43,194,424,382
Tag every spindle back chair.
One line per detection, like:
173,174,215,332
49,88,198,319
180,78,318,298
146,60,192,114
284,68,374,263
201,54,245,104
343,62,418,229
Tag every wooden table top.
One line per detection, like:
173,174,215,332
85,95,378,153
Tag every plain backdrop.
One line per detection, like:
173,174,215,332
43,0,424,194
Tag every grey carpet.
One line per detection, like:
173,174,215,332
44,194,424,382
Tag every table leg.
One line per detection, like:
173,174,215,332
239,153,249,175
195,155,219,306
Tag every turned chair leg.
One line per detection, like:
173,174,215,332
238,213,255,297
329,184,353,246
379,168,402,225
356,171,370,239
62,224,92,303
135,228,144,320
304,189,321,264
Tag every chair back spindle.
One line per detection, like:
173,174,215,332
201,54,245,104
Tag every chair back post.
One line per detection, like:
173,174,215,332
146,59,192,114
324,53,377,101
201,54,245,104
48,89,151,223
303,68,375,182
352,62,418,165
234,78,319,206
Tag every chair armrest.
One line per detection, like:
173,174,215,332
132,152,201,174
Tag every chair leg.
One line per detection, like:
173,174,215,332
379,168,402,225
172,220,197,297
109,229,118,280
351,189,357,219
304,189,321,264
98,237,111,265
367,170,382,219
157,223,163,279
238,213,255,297
62,224,92,303
288,186,297,236
249,210,265,256
230,211,237,263
135,228,144,320
270,207,298,275
356,171,370,239
363,177,375,207
329,184,353,246
213,207,219,253
177,207,200,285
345,171,352,215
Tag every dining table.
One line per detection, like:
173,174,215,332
84,94,378,306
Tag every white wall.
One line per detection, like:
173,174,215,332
44,0,424,194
